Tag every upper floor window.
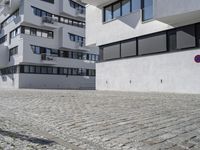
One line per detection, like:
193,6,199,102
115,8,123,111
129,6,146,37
0,35,7,44
122,0,131,16
113,2,121,18
132,0,141,12
104,5,112,22
69,33,85,43
32,6,85,28
142,0,153,21
69,0,85,14
103,0,142,22
9,46,18,61
1,9,19,29
10,26,53,40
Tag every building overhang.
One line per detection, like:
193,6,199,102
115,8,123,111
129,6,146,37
80,0,118,7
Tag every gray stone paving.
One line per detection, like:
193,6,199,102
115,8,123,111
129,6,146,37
0,89,199,150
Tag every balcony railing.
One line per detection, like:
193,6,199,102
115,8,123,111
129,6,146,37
75,41,85,49
41,53,54,61
42,16,55,24
75,7,85,15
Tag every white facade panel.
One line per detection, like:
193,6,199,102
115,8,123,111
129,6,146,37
96,49,200,94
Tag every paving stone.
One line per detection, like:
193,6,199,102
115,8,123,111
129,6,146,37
0,89,199,149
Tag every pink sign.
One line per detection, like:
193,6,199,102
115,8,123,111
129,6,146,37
195,55,200,63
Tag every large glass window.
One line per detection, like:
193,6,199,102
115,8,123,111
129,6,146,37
113,2,121,19
122,0,131,16
167,30,177,51
104,6,112,22
131,0,141,12
142,0,153,21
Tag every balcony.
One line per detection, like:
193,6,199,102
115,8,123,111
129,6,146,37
154,0,200,25
75,41,87,50
75,7,85,17
0,0,20,15
41,53,56,64
60,0,85,19
41,16,58,29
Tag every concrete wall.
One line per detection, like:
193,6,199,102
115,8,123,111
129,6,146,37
96,49,200,94
154,0,200,25
0,74,19,89
85,5,174,46
85,1,200,47
19,74,95,89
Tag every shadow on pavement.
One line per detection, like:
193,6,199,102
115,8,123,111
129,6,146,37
0,128,55,145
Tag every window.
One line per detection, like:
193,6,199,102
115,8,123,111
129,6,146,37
167,30,177,51
36,66,41,73
30,45,99,62
0,35,7,44
69,33,85,44
59,68,64,75
121,40,137,57
138,32,167,55
100,23,200,61
31,6,85,28
1,9,19,29
30,66,35,73
177,25,195,49
30,28,36,36
122,0,131,16
103,0,142,22
142,0,153,21
113,2,121,19
5,65,96,77
20,26,53,39
42,31,48,38
47,67,53,74
104,6,112,22
131,0,141,12
25,27,30,35
102,44,121,60
24,66,30,73
10,27,20,41
69,0,85,14
41,67,47,74
36,30,42,37
1,66,18,75
53,68,58,74
9,46,18,61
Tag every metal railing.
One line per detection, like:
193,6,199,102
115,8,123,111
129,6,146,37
42,16,55,24
75,7,85,15
41,53,54,61
75,41,85,48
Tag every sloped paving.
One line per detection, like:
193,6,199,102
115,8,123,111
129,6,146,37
0,89,199,150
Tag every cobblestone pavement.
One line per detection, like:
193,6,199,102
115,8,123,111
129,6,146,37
0,90,200,150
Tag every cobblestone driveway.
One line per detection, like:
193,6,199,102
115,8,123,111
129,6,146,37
0,89,200,150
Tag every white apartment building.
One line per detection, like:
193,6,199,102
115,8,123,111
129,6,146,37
0,0,98,89
82,0,200,94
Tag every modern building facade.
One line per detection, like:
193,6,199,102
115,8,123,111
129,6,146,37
81,0,200,94
0,0,98,89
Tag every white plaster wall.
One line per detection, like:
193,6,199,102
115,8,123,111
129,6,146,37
0,74,19,88
154,0,200,19
85,3,200,46
19,74,95,89
96,49,200,94
85,5,173,46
